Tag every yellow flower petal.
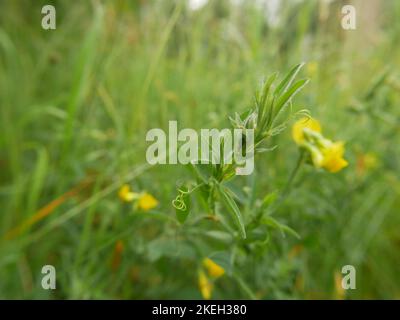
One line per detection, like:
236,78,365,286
292,117,321,144
308,143,324,168
321,141,348,173
118,184,135,202
138,193,158,211
198,270,213,300
203,258,225,278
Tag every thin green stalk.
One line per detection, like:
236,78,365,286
268,150,305,215
232,273,258,300
281,149,305,197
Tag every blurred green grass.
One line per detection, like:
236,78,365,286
0,0,400,299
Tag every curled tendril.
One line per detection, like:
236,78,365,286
172,183,204,211
172,188,190,211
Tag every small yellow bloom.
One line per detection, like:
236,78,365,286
137,192,158,211
321,141,348,173
308,143,324,168
203,258,225,278
198,270,213,300
292,117,348,173
118,184,136,202
292,117,321,144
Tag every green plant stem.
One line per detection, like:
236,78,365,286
232,273,258,300
269,150,305,214
282,149,305,197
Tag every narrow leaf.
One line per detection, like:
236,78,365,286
274,79,309,116
274,63,305,96
216,183,246,239
261,216,300,239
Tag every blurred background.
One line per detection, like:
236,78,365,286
0,0,399,299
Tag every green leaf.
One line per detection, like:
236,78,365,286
216,183,246,239
274,78,309,116
261,191,277,210
27,147,48,216
189,161,213,184
258,73,277,119
261,216,300,239
208,251,232,274
263,72,278,95
274,62,305,97
147,238,195,262
203,230,233,243
363,68,390,101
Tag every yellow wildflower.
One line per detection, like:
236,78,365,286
308,143,324,168
321,141,348,173
292,117,348,173
137,192,158,211
198,270,213,300
203,258,225,278
292,117,321,144
118,184,136,202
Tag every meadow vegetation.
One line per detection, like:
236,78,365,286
0,0,399,299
